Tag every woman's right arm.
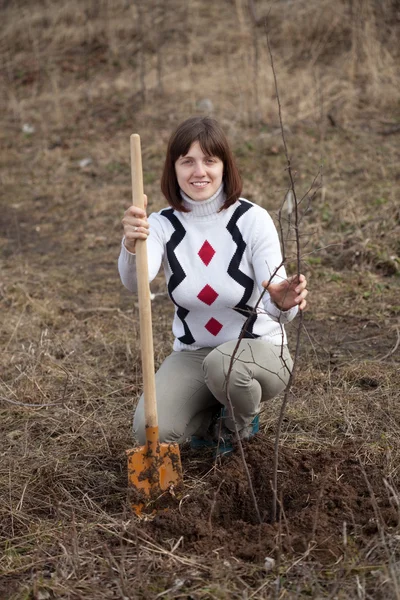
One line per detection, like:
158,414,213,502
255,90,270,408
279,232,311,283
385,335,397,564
118,201,164,292
121,202,149,253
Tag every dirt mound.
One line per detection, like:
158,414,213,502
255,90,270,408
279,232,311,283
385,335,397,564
143,438,398,564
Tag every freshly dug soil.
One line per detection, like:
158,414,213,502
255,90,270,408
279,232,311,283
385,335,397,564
143,437,398,564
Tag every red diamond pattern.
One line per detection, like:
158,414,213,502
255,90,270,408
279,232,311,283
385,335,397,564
205,317,223,336
197,285,218,306
198,240,215,266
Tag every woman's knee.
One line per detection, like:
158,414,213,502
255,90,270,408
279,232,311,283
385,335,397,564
203,347,250,395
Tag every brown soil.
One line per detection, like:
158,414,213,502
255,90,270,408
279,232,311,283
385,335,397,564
142,439,398,565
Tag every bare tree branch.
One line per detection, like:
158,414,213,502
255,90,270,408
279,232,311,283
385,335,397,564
265,21,305,523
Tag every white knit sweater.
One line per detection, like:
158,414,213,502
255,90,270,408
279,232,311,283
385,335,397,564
118,185,298,350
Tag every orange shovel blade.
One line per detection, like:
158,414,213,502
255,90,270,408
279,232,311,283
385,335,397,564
127,438,182,513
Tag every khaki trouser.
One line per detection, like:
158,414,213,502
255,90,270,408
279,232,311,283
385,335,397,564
133,339,293,445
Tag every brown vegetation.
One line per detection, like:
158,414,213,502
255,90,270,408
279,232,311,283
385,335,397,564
1,0,399,598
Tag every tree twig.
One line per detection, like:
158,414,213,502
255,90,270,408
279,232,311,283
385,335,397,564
265,21,305,523
378,327,400,362
217,259,286,526
0,395,62,409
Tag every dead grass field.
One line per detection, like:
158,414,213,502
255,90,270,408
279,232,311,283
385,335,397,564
1,0,400,598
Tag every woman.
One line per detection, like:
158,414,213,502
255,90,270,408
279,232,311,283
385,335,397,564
119,117,308,447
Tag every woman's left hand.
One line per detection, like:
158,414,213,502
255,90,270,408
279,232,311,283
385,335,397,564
262,274,308,312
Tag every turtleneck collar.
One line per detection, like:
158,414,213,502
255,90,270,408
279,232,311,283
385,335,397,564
179,183,225,219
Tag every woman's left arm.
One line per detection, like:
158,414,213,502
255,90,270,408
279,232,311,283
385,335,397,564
250,208,308,322
264,273,308,312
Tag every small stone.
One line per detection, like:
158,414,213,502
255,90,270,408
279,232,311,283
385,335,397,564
79,157,92,168
197,98,214,113
172,579,184,591
264,557,275,571
22,123,35,134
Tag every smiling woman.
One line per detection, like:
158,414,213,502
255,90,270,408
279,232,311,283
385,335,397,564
160,116,243,211
119,116,308,450
174,142,223,202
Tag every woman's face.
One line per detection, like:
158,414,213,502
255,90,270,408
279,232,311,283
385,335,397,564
175,141,224,201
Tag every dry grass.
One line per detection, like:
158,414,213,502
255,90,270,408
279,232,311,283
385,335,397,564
1,0,400,598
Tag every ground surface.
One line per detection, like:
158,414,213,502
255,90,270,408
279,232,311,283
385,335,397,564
1,0,400,598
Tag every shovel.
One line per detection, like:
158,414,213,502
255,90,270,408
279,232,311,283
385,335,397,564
126,134,182,514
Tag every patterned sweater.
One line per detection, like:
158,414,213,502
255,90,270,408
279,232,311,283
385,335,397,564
118,185,298,351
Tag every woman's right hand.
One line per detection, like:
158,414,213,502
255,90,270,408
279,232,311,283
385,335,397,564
122,195,149,253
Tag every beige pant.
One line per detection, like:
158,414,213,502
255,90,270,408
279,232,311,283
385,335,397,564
133,339,293,445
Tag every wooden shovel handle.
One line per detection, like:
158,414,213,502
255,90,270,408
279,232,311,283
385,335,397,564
130,134,158,430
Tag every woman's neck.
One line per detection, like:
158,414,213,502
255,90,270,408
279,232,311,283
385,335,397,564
180,183,225,218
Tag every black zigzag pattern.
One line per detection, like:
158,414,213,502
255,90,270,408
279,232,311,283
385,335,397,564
161,209,195,345
226,200,259,339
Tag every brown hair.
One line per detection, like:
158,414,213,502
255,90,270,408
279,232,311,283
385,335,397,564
160,117,242,212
